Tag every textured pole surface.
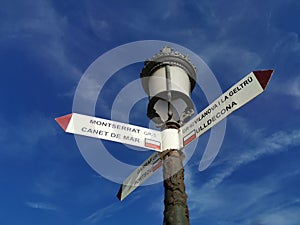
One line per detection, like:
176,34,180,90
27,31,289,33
162,150,189,225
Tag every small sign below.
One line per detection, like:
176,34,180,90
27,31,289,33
117,152,162,201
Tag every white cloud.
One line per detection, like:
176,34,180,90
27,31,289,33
203,129,300,189
81,203,120,224
33,170,64,198
202,43,262,75
0,112,56,156
285,76,300,102
81,195,140,225
186,168,300,223
87,16,111,41
259,206,300,225
25,201,58,211
184,129,300,224
1,0,82,81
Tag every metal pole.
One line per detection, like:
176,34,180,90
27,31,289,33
162,64,189,225
140,46,195,225
161,122,189,225
162,149,189,225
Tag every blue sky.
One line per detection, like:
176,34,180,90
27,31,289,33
1,0,300,224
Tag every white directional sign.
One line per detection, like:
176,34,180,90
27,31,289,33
55,113,162,151
56,70,273,201
181,70,274,146
117,152,162,201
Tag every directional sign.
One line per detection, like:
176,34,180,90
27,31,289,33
56,70,274,201
55,113,162,152
181,70,274,146
117,152,162,201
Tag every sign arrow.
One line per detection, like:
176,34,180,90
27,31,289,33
181,70,274,169
117,152,162,201
55,113,162,152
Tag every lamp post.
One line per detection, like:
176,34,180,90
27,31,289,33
140,47,197,225
56,42,274,225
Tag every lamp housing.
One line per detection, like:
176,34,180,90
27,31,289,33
140,47,197,127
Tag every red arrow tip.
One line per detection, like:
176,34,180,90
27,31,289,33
55,114,72,131
253,70,274,90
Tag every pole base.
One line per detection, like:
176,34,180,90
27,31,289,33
162,150,190,225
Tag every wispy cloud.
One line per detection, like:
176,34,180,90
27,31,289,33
81,203,122,224
202,43,262,75
25,201,58,211
32,169,64,198
203,129,300,189
1,0,82,81
186,169,300,224
0,112,56,157
258,204,300,225
185,128,300,224
282,76,300,109
81,189,142,225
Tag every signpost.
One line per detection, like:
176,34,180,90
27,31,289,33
55,113,162,152
56,70,273,200
55,45,274,225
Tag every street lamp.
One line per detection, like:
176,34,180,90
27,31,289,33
140,46,197,225
56,43,274,225
140,46,197,128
